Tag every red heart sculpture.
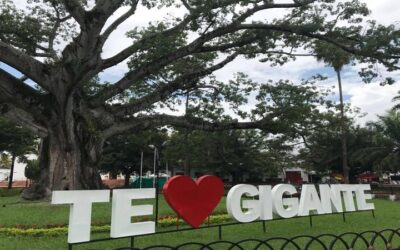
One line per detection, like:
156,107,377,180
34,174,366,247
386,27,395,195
163,175,224,228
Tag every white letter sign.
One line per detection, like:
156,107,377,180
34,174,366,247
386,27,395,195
110,188,156,238
227,184,260,222
319,184,343,213
272,184,299,218
52,190,110,243
354,184,374,210
52,183,375,242
298,184,324,216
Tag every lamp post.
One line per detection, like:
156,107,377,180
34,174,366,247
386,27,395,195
149,144,160,227
166,161,169,180
149,141,168,227
139,151,143,189
149,146,157,188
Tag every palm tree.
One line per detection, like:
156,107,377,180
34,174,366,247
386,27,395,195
391,90,400,111
354,110,400,174
314,42,352,183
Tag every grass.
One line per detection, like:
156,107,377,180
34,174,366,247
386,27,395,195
0,189,400,249
0,190,227,227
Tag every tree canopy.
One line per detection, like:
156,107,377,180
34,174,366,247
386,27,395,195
0,0,399,198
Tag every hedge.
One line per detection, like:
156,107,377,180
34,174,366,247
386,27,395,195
0,214,232,237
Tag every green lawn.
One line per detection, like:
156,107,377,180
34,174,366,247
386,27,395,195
0,189,400,250
0,190,227,227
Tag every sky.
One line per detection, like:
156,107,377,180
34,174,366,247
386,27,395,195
4,0,400,125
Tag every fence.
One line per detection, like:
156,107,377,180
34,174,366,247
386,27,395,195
116,228,400,250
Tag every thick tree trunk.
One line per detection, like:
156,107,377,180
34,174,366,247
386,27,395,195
7,152,16,189
21,118,104,200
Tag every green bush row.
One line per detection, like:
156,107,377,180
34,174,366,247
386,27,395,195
0,214,232,237
0,225,110,237
157,214,231,227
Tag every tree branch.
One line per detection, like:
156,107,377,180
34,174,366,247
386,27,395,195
100,2,139,45
93,24,238,105
110,52,239,116
101,15,193,70
237,23,357,52
0,68,47,124
180,0,194,13
102,113,282,138
0,41,50,90
102,120,149,139
0,104,48,137
237,23,400,69
94,1,321,106
47,3,72,60
245,50,316,57
143,114,281,132
61,0,86,27
91,0,125,18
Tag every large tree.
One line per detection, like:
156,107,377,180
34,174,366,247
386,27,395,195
0,0,398,199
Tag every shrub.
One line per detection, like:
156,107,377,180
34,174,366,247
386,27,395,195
0,214,233,236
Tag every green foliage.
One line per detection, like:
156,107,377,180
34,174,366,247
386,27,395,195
352,110,400,173
254,75,332,135
100,129,169,180
161,75,338,179
391,90,400,111
0,116,37,156
0,188,21,197
297,105,371,174
0,152,11,168
1,0,399,196
0,116,38,184
24,159,40,180
165,128,287,180
0,214,232,237
0,188,400,249
0,227,68,237
314,41,352,72
0,0,76,55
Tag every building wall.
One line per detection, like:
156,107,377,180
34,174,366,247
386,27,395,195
0,154,37,181
278,168,309,183
0,169,8,181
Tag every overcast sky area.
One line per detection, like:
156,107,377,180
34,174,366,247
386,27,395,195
3,0,400,125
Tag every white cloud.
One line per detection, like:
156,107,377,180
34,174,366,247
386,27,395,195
361,0,400,25
348,82,399,124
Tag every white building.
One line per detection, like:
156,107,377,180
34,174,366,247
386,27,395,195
0,154,37,182
278,167,310,184
0,167,9,181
